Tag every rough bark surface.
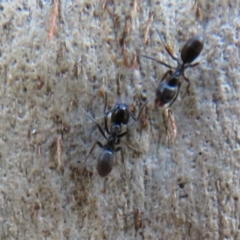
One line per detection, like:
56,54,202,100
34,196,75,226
0,0,239,239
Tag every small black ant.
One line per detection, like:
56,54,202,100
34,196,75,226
142,30,204,107
82,97,148,177
83,117,127,177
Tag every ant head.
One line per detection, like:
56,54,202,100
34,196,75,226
181,35,204,64
111,104,130,125
97,149,115,177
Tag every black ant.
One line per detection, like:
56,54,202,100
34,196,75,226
142,30,204,107
83,117,127,177
82,97,148,177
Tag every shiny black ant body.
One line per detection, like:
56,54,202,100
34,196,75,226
142,31,204,107
83,118,127,177
83,97,148,177
104,95,148,132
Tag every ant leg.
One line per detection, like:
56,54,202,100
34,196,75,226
115,136,121,145
116,73,122,98
156,30,179,64
104,92,120,115
115,147,128,177
95,121,107,139
120,148,127,177
141,55,174,69
82,141,104,166
160,70,172,83
104,92,117,116
114,147,122,153
182,73,190,98
104,115,110,134
102,93,110,134
104,91,108,113
104,92,115,116
136,100,149,120
82,107,107,139
187,62,199,68
118,130,129,138
165,81,181,109
123,140,144,155
128,100,149,121
128,111,137,121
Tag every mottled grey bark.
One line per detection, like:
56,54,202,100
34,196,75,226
0,0,239,239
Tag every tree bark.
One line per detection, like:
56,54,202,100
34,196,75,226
0,1,238,239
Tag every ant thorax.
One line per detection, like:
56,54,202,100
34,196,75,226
110,123,122,135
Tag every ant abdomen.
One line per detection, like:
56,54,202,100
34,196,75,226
155,82,178,107
97,149,115,177
181,35,204,64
